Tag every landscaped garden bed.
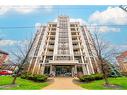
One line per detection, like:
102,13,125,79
20,73,48,82
78,74,103,82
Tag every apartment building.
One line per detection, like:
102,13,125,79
26,16,100,77
116,51,127,73
0,50,9,67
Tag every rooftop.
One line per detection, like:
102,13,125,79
0,50,9,55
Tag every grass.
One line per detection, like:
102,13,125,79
0,76,49,90
80,77,127,90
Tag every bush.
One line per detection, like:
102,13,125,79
20,74,27,79
21,73,48,82
20,72,31,79
21,73,30,79
27,74,34,80
93,74,103,80
33,74,48,82
79,74,103,82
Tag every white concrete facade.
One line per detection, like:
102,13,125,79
27,16,100,77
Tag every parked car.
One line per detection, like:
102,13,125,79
0,70,13,75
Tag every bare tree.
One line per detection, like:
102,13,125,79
90,31,119,86
10,39,33,84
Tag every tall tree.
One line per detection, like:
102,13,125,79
90,31,119,86
10,39,33,84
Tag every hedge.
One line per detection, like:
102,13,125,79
79,74,103,82
21,73,48,82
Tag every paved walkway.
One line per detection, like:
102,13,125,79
42,77,84,90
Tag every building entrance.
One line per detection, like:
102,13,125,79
55,66,73,77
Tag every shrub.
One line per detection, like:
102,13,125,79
20,74,27,79
79,75,93,82
93,74,103,80
27,74,34,80
21,73,48,82
79,74,103,82
33,74,48,82
21,72,32,79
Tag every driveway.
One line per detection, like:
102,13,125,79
42,77,84,90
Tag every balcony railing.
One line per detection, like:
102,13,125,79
47,52,53,55
73,45,79,49
48,45,54,48
49,40,55,43
74,52,81,55
48,35,55,37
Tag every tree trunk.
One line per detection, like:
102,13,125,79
12,76,17,84
99,58,110,86
103,73,109,86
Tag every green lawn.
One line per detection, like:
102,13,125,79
0,76,49,90
80,77,127,90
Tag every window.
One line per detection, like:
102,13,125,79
51,32,56,35
70,24,75,27
52,24,57,27
51,28,56,31
71,32,76,35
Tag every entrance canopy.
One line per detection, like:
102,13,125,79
42,60,87,66
49,60,78,65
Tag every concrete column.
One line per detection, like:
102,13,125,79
72,67,75,77
31,57,38,75
53,26,59,60
27,57,33,72
68,22,74,60
37,64,41,74
89,57,95,74
50,65,53,74
41,65,45,75
82,65,86,75
86,64,90,75
74,65,77,74
82,64,90,75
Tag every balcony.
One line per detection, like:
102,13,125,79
71,31,77,33
48,31,56,34
73,45,79,49
48,35,55,37
46,52,53,55
73,40,81,43
48,40,55,43
71,35,77,38
48,45,54,49
58,46,69,49
72,35,80,37
72,40,78,43
74,52,81,56
48,34,55,37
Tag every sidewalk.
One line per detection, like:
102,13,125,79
42,77,85,90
